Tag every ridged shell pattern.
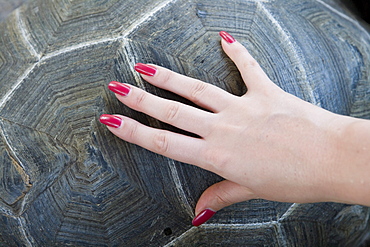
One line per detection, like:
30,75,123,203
0,0,369,246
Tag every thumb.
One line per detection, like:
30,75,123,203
192,180,257,226
219,31,274,91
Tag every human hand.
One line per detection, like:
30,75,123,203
100,31,346,226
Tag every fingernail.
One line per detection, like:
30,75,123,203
219,31,236,44
99,114,123,128
192,209,216,226
134,63,157,76
108,81,131,96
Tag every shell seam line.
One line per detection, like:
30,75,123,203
0,7,42,109
167,160,194,216
277,203,300,222
120,38,147,90
164,221,281,246
17,217,34,247
15,8,41,60
37,0,178,61
201,221,278,229
122,0,178,37
0,120,25,174
0,63,37,109
276,221,288,247
163,226,196,246
163,211,299,246
0,0,178,111
257,2,319,106
316,0,370,41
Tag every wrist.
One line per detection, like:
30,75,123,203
320,115,370,206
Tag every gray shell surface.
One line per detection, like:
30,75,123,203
0,0,369,246
0,0,27,22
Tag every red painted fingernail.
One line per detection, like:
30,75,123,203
219,31,236,44
99,114,123,128
192,209,216,226
134,63,157,76
108,81,131,96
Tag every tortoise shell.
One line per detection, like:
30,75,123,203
0,0,369,246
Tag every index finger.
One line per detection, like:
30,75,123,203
134,63,236,113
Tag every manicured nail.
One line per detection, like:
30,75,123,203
192,209,216,226
134,63,157,76
99,114,123,128
219,31,236,44
108,81,131,96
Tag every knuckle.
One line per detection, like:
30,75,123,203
215,191,233,207
126,122,138,142
159,69,173,86
164,103,180,122
153,131,170,154
134,91,147,109
190,81,208,103
242,57,260,70
203,148,230,172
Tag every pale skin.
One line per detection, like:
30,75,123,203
101,33,370,221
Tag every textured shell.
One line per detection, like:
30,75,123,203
0,0,369,246
0,0,27,22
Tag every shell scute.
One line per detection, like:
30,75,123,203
0,0,369,246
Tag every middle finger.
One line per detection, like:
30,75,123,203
108,81,214,137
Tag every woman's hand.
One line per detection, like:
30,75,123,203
100,31,370,226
